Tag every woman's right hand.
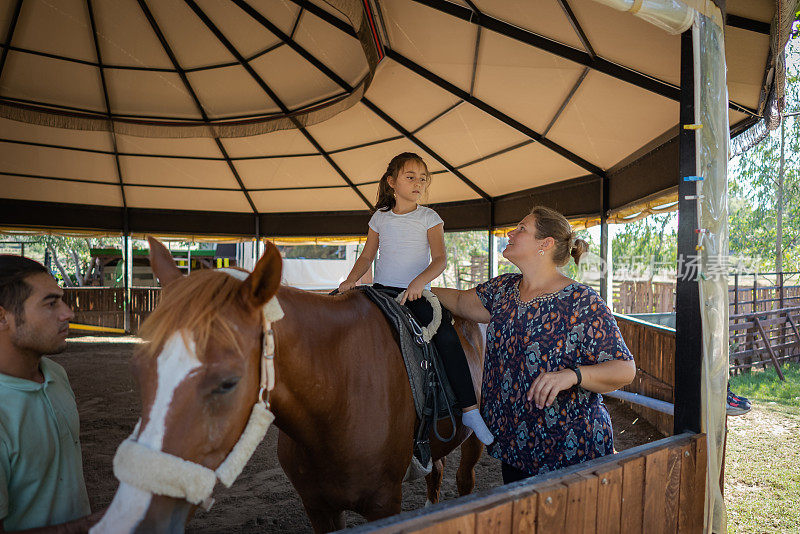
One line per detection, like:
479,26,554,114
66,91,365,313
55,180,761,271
338,280,356,293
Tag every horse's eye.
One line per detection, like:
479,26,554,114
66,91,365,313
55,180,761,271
212,377,240,395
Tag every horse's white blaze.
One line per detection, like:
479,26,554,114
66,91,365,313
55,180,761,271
90,332,201,533
90,484,151,534
138,333,201,449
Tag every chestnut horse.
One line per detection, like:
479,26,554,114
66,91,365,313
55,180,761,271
92,238,485,533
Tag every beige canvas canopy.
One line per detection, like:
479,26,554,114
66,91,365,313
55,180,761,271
0,0,788,237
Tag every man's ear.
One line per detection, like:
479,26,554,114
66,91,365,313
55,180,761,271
147,236,183,288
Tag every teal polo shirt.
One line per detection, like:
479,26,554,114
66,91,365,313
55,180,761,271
0,358,91,531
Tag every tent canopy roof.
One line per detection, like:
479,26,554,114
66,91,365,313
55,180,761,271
0,0,780,236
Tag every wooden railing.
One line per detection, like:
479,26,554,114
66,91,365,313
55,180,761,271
612,275,800,317
345,433,706,534
729,271,800,315
729,306,800,379
615,314,675,436
63,287,161,335
613,281,676,315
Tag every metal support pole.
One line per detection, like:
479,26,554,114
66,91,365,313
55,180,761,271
600,176,611,305
122,234,132,333
254,215,261,263
488,231,498,280
674,29,702,435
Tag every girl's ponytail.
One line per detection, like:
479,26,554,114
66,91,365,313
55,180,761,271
375,167,396,212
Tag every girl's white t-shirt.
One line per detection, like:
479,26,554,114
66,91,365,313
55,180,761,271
368,205,444,288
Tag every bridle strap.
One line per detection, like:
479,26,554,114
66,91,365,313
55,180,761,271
112,268,283,505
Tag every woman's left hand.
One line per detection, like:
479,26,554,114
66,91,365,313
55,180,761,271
527,369,579,409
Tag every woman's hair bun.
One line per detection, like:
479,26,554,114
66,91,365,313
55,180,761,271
571,239,589,265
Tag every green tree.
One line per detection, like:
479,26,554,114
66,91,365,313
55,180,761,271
0,234,120,286
612,213,677,279
729,35,800,272
439,231,489,288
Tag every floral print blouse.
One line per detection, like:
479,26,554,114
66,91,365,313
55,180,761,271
475,273,634,476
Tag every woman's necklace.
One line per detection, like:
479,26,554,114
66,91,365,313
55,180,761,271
514,280,562,306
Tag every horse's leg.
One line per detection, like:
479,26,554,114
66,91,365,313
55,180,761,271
304,508,346,534
360,483,403,522
278,431,345,533
456,433,483,496
425,457,446,505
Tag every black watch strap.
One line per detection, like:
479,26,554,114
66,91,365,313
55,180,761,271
570,365,582,386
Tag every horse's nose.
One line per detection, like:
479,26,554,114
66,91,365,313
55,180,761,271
134,496,193,534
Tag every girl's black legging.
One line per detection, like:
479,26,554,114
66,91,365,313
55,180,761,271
373,283,478,410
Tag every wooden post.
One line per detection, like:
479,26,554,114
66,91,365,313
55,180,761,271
674,29,702,435
779,272,785,358
733,272,739,315
784,313,800,358
753,316,786,380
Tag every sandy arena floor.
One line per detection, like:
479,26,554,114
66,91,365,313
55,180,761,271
54,337,663,533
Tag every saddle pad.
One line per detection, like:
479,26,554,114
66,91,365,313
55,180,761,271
356,286,457,420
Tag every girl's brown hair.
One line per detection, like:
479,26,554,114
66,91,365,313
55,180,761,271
375,152,430,212
529,205,589,266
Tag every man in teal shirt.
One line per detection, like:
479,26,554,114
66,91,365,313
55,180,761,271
0,256,93,532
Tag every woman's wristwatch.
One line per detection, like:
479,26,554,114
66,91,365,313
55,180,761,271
569,365,582,386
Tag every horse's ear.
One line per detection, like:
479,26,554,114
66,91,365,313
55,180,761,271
147,236,183,288
241,242,282,308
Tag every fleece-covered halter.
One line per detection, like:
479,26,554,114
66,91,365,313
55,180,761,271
111,268,282,506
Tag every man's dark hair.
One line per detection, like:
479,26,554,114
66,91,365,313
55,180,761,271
0,255,49,324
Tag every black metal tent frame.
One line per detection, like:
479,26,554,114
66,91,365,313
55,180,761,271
0,0,766,241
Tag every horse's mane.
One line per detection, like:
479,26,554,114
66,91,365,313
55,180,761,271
139,270,246,362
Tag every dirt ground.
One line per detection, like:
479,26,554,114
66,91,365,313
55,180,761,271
54,337,664,533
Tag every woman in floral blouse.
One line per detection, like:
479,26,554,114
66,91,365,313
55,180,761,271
433,205,636,484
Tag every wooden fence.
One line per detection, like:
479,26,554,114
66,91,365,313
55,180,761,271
63,287,161,335
612,276,800,317
346,433,706,534
729,271,800,315
613,281,676,315
729,306,800,378
615,314,675,436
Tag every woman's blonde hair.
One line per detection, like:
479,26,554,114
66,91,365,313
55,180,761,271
529,205,589,266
